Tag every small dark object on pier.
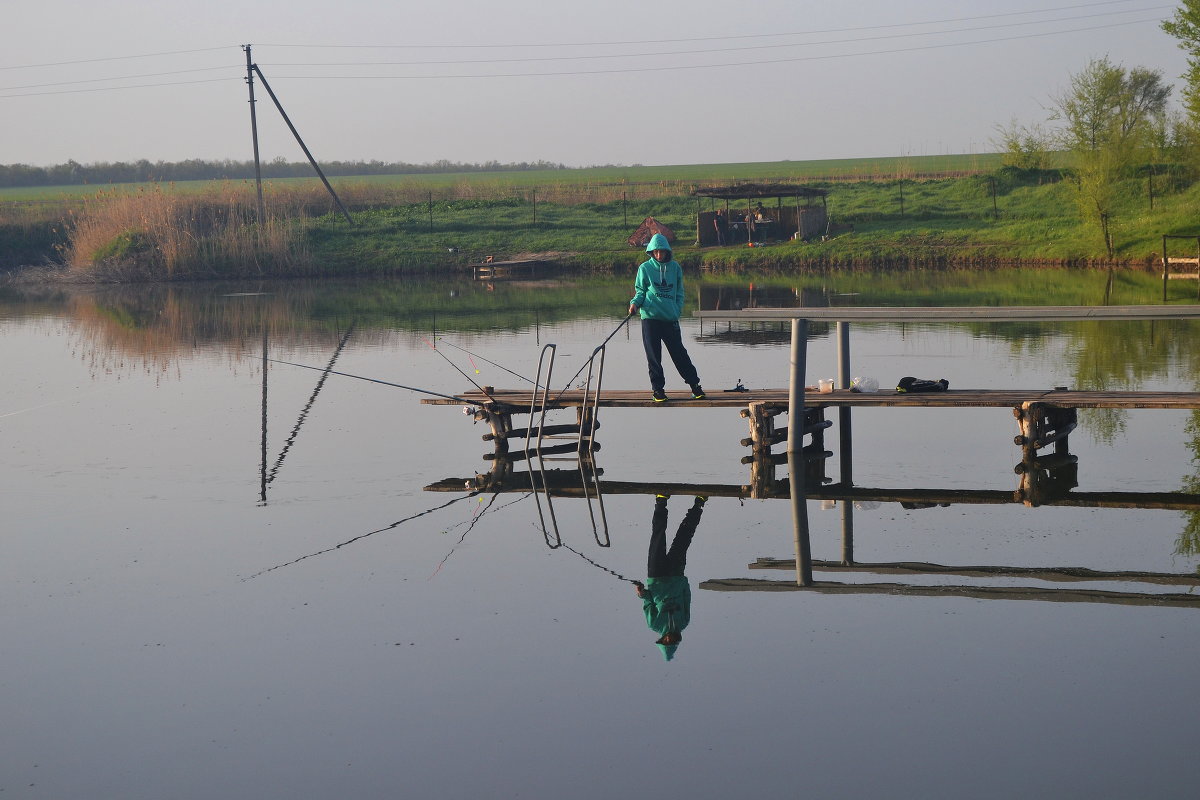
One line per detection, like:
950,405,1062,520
896,377,949,393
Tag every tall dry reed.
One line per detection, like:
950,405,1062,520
64,183,312,278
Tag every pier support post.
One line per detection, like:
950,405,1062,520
787,318,809,455
484,408,512,456
836,321,851,389
786,451,814,586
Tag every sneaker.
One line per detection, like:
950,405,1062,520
652,389,667,402
690,384,706,399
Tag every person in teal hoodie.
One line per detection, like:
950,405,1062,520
633,494,706,661
627,233,705,402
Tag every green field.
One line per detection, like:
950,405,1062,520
4,150,1197,279
0,153,1007,202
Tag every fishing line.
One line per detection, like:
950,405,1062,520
427,492,531,580
420,336,495,400
267,358,474,404
436,337,539,387
266,323,355,485
243,490,481,580
556,540,638,585
551,312,633,404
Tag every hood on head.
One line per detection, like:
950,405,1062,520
645,233,672,254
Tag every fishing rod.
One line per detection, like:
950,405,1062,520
420,336,495,401
435,337,539,387
551,311,633,403
243,490,482,580
267,359,475,404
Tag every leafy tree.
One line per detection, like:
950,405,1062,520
1050,57,1171,254
994,118,1053,171
1162,1,1200,125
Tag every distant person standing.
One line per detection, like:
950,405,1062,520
713,210,727,246
628,233,704,402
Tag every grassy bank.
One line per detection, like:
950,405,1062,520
3,154,1197,280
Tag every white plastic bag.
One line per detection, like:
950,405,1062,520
850,376,878,393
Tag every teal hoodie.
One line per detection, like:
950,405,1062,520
642,576,690,661
630,233,685,322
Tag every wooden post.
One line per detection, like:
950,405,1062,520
485,404,511,456
840,502,855,566
836,321,851,388
787,451,813,586
1156,236,1166,304
787,319,808,454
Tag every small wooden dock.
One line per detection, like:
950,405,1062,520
471,258,546,280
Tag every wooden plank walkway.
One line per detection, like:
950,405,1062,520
423,387,1200,411
693,303,1200,322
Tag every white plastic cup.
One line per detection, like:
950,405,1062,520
818,378,834,393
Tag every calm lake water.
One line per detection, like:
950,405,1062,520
3,275,1199,799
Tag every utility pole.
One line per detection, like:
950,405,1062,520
252,65,353,225
243,44,265,223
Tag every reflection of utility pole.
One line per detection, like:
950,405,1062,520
260,325,268,506
243,45,265,223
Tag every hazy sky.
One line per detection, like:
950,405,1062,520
1,0,1187,167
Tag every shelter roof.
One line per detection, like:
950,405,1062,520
692,182,828,200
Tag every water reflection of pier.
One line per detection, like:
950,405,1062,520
426,403,1200,607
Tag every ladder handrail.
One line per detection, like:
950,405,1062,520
577,456,611,547
525,343,557,457
578,343,607,452
529,453,562,549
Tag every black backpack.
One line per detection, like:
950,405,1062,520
896,376,949,393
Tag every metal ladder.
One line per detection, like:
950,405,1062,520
524,342,610,548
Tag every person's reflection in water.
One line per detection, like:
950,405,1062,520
633,494,705,661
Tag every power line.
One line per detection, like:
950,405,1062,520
0,13,1167,99
0,46,235,72
262,18,1168,81
260,6,1173,69
0,65,239,93
0,77,236,100
256,0,1156,49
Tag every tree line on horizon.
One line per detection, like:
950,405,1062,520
0,157,570,189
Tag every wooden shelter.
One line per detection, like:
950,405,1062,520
693,183,829,246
